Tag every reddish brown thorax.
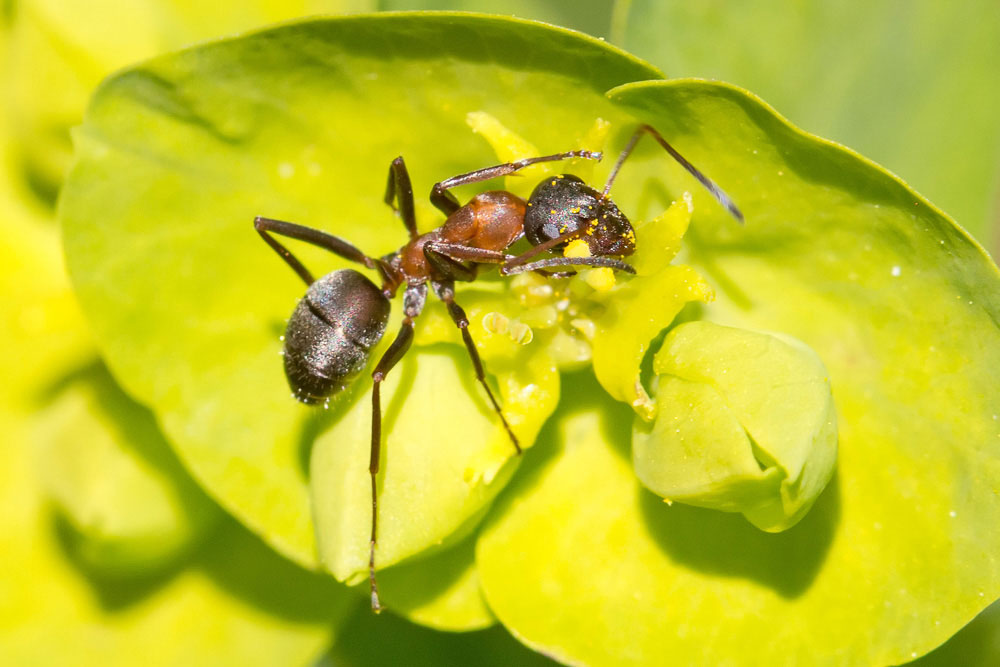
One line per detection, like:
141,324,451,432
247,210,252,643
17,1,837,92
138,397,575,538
395,190,526,283
439,191,526,249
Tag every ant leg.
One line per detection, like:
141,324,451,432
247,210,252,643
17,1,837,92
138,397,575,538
500,227,585,273
426,243,577,279
432,280,521,455
602,124,743,223
534,269,577,278
430,187,462,217
424,243,509,282
254,216,379,286
367,283,427,613
430,150,603,216
384,157,418,239
502,255,636,276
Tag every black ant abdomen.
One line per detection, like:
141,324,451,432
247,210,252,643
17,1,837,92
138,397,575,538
283,269,390,404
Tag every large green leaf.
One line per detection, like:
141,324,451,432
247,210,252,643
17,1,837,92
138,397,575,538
60,15,662,586
476,80,1000,665
3,0,374,203
618,0,1000,252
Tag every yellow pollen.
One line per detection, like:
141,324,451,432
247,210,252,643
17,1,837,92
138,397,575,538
586,267,616,292
550,209,557,215
564,239,592,258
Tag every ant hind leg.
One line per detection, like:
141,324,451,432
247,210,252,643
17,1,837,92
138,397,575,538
366,282,427,612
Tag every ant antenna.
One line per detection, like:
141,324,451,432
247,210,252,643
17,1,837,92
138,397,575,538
602,125,744,224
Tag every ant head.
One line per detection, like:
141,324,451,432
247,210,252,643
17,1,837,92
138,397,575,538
525,174,635,257
583,197,635,256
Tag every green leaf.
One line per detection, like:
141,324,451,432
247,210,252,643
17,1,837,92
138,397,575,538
60,14,662,583
31,359,222,575
619,0,1000,250
376,527,495,632
476,80,1000,665
378,0,615,38
323,602,556,666
4,0,375,202
634,321,837,532
309,344,556,583
591,264,713,418
1,434,352,666
0,162,352,666
909,599,1000,666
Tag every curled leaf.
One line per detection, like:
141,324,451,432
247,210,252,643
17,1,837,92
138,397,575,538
633,321,837,532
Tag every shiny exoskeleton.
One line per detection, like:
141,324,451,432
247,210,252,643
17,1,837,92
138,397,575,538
253,124,742,613
282,270,390,402
525,174,635,255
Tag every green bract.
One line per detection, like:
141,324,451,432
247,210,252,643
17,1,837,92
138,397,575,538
58,13,661,621
633,321,837,532
6,0,374,200
56,11,1000,664
590,198,714,418
476,79,1000,665
32,359,222,575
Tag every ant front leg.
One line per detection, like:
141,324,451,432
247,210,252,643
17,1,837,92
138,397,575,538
501,255,636,276
367,282,427,613
430,150,603,217
253,216,382,286
432,280,521,455
426,243,578,279
384,157,418,239
496,227,635,276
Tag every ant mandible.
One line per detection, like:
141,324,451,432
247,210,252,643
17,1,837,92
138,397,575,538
253,124,742,612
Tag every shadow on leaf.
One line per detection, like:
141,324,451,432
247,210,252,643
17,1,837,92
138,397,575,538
638,468,840,599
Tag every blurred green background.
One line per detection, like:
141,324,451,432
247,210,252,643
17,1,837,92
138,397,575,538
2,1,996,664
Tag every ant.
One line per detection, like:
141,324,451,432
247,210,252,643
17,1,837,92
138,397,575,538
253,124,742,612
